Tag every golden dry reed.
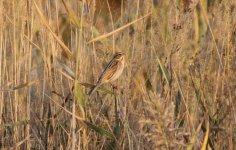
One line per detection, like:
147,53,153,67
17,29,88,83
0,0,236,149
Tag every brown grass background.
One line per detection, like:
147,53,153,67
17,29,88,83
0,0,236,149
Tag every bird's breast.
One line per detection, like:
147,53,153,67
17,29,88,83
109,60,124,82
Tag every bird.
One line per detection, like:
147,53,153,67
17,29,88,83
88,52,125,96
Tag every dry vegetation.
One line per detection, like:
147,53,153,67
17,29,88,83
0,0,236,149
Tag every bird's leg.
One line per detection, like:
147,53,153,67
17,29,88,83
109,82,118,95
111,84,117,90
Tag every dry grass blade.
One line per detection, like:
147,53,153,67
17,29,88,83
190,74,207,112
187,118,204,150
201,119,210,150
24,35,42,51
84,121,115,139
15,135,31,148
87,12,152,44
33,1,73,59
62,0,84,28
75,81,85,106
199,0,223,69
173,70,192,126
45,93,84,121
151,43,171,86
156,55,171,86
55,58,75,80
80,82,115,95
2,120,30,128
46,93,114,139
12,80,38,90
62,0,104,44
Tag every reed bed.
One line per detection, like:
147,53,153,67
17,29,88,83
0,0,236,149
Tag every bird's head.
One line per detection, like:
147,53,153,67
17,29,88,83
114,52,125,61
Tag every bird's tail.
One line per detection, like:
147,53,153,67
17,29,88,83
88,83,100,96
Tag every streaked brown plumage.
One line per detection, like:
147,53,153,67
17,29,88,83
88,52,125,96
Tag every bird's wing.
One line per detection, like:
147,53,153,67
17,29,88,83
97,58,119,83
